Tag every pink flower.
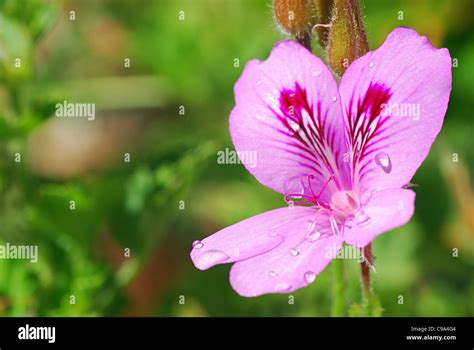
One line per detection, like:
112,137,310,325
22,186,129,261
190,27,452,297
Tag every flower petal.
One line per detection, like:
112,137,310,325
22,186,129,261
339,27,452,194
230,40,349,203
343,188,415,248
190,206,317,270
229,211,343,297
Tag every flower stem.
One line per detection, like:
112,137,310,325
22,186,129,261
360,243,377,315
360,243,373,296
331,257,345,316
296,31,312,51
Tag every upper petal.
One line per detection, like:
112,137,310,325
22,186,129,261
343,188,415,248
230,40,350,203
190,206,317,270
339,27,452,194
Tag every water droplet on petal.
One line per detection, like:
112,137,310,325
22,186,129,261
269,270,277,277
374,152,392,174
304,271,316,284
307,219,316,232
195,250,229,269
256,80,262,85
368,62,375,68
289,248,300,256
192,240,204,249
355,211,372,227
332,96,338,102
274,282,291,292
306,230,321,242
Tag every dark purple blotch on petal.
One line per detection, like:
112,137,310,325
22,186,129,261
347,83,393,183
273,84,342,189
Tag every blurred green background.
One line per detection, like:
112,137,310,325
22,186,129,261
0,0,472,316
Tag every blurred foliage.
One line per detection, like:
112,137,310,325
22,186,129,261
0,0,472,316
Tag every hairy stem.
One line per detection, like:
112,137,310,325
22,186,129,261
361,243,372,294
296,31,312,51
331,257,345,316
360,243,375,314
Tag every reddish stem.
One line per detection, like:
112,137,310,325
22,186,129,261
360,243,373,296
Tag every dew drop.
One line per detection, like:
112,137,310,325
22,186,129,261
304,271,316,284
355,211,372,227
192,240,204,249
256,80,262,86
274,282,291,292
268,270,277,277
289,248,300,256
332,96,338,102
306,230,321,242
368,62,375,68
374,152,392,174
195,250,229,270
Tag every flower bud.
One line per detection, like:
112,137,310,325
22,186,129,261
273,0,315,36
327,0,368,76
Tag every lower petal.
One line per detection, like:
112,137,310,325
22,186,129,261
190,206,316,270
229,215,343,297
343,188,415,248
